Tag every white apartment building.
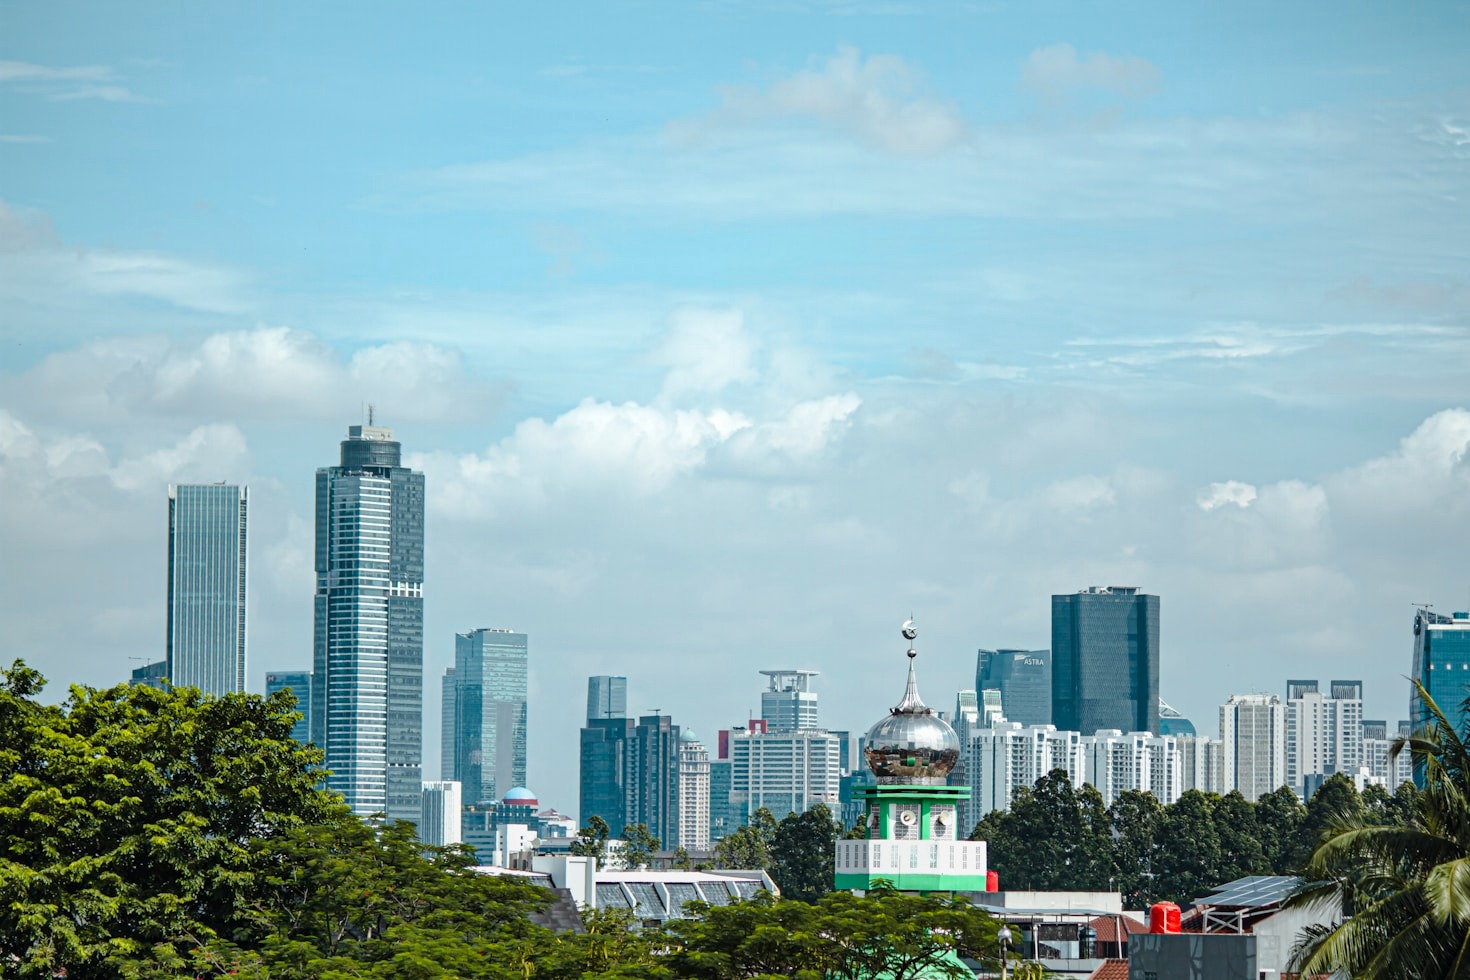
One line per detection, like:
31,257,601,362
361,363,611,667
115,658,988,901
1285,679,1364,795
420,780,463,847
959,722,1085,832
1080,729,1181,806
1177,734,1228,795
678,731,711,851
1221,694,1288,802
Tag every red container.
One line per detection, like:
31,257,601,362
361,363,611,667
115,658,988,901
985,870,999,892
1149,902,1181,934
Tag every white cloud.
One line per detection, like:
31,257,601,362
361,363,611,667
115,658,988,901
1197,480,1258,510
653,307,761,400
1022,43,1161,103
6,327,498,425
0,60,145,102
1042,473,1116,513
674,46,968,154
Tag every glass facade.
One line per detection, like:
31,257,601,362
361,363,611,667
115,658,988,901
166,484,247,695
451,628,529,806
586,675,628,721
976,649,1052,726
312,425,424,823
580,715,636,831
759,669,820,732
264,670,312,743
1413,609,1470,735
1052,587,1160,735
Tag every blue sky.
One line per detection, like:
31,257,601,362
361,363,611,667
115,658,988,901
3,1,1469,811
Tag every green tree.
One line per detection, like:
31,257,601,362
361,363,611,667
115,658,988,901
671,846,693,870
570,815,613,864
1289,773,1364,872
1288,685,1470,978
1154,790,1223,903
1212,790,1268,885
975,770,1110,891
1108,789,1164,906
0,662,340,979
711,807,778,870
770,805,839,902
618,823,661,870
1255,784,1306,874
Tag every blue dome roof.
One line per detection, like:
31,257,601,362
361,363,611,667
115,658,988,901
503,787,537,802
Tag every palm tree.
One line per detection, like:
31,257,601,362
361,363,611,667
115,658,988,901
1288,682,1470,978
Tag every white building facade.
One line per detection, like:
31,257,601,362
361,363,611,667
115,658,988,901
678,732,712,850
1285,679,1364,795
1080,729,1181,806
420,780,463,847
1221,694,1288,802
1177,734,1228,795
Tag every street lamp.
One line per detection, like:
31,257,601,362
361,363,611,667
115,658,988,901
996,924,1014,980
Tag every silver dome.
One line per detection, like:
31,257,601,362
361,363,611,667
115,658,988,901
864,627,959,784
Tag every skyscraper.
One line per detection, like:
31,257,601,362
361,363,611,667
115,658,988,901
1285,679,1363,794
976,649,1052,726
1220,694,1287,803
679,731,712,851
264,670,312,743
1051,586,1160,735
1412,608,1470,734
760,670,820,731
630,713,683,849
166,484,248,694
440,666,456,781
449,628,529,806
587,675,628,721
312,423,425,823
420,781,463,847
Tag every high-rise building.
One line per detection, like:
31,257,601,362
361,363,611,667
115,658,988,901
1412,609,1470,734
440,667,456,781
587,675,628,721
679,731,711,851
1285,679,1364,795
976,649,1052,727
760,670,820,731
729,727,842,822
1158,699,1197,737
1220,694,1287,802
1051,587,1160,735
1080,729,1180,806
130,659,168,690
311,423,425,823
630,714,683,849
449,629,529,806
1362,720,1413,790
1177,735,1227,795
581,717,636,832
958,722,1085,831
708,757,736,841
420,781,463,847
166,484,248,695
264,670,312,743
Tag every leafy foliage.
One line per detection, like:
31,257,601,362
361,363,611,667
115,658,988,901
770,804,840,902
618,823,661,869
710,807,778,870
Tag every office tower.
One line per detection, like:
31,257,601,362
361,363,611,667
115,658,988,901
1177,735,1227,795
587,675,628,721
450,629,529,806
311,423,425,823
264,670,312,743
730,727,842,822
1052,587,1160,735
630,714,682,849
440,667,456,781
1412,609,1470,734
679,731,712,851
760,670,820,731
581,717,635,832
1285,679,1364,794
708,757,735,841
977,649,1052,726
1080,729,1180,806
130,660,168,690
420,781,463,847
166,484,248,695
1220,694,1287,802
979,689,1005,726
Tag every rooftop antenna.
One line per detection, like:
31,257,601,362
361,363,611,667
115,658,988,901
368,403,375,426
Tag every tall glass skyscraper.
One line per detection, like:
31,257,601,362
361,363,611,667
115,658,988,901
264,669,312,743
586,675,628,721
312,424,425,823
1051,586,1160,735
1412,608,1470,734
166,484,248,695
976,649,1052,726
447,628,529,806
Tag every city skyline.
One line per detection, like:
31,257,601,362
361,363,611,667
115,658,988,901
3,3,1468,817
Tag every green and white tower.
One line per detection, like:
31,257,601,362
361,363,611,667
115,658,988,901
834,620,989,893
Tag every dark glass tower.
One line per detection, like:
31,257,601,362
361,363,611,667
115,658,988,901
166,484,248,694
586,675,628,721
1051,587,1159,735
975,649,1052,726
450,628,529,805
312,424,425,823
1412,608,1470,734
577,677,681,847
265,670,312,743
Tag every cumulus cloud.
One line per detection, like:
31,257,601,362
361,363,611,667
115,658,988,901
672,46,968,154
653,308,761,400
5,327,499,425
1197,480,1258,510
1022,43,1161,103
1330,408,1470,513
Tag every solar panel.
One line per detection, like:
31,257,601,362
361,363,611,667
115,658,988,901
1201,875,1299,908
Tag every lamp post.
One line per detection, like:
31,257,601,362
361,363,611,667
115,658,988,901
997,924,1014,980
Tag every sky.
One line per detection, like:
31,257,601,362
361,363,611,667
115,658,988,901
2,1,1469,813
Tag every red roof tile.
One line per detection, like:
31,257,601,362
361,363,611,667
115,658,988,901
1089,915,1148,942
1088,959,1130,980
